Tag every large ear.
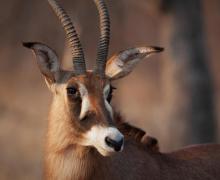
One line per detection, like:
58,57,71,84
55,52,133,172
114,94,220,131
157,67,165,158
23,42,60,85
105,46,164,80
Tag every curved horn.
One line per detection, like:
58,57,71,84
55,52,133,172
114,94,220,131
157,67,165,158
47,0,86,75
94,0,110,77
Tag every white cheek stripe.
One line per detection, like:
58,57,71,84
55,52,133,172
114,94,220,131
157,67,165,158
78,83,91,120
105,100,113,118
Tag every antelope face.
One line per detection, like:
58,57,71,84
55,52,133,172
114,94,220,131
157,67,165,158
63,72,124,156
23,0,163,156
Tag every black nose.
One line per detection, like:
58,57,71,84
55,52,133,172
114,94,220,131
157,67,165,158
105,137,124,152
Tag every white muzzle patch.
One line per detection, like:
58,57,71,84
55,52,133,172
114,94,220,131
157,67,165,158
83,126,124,156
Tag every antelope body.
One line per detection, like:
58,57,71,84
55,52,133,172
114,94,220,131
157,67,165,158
23,0,220,179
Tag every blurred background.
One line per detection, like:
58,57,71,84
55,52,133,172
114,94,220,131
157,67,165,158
0,0,220,179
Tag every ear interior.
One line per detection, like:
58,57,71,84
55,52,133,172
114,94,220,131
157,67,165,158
105,46,164,80
23,42,60,84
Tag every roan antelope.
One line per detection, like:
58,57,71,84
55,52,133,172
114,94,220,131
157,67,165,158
23,0,220,179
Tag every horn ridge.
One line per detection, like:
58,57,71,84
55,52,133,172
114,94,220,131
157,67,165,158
94,0,111,77
47,0,86,75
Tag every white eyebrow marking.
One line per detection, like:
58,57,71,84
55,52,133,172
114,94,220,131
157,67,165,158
104,84,110,99
103,84,113,118
78,83,91,120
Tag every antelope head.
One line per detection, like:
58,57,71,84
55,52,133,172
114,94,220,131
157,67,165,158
23,0,163,156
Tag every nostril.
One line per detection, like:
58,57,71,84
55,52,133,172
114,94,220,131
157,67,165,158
105,137,113,148
105,137,124,152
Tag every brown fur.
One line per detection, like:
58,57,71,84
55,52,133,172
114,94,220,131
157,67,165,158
114,113,159,152
24,43,220,180
43,74,220,180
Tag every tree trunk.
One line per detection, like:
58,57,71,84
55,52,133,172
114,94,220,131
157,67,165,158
161,0,216,148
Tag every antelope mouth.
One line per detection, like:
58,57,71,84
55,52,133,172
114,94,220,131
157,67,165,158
83,126,124,156
96,143,124,157
97,148,116,157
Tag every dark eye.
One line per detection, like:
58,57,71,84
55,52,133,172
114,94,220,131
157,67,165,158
67,86,78,96
107,85,116,103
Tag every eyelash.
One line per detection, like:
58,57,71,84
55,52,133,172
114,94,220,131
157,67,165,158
107,85,116,103
66,86,80,99
67,87,77,95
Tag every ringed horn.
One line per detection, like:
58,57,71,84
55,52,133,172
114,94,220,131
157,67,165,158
47,0,110,77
